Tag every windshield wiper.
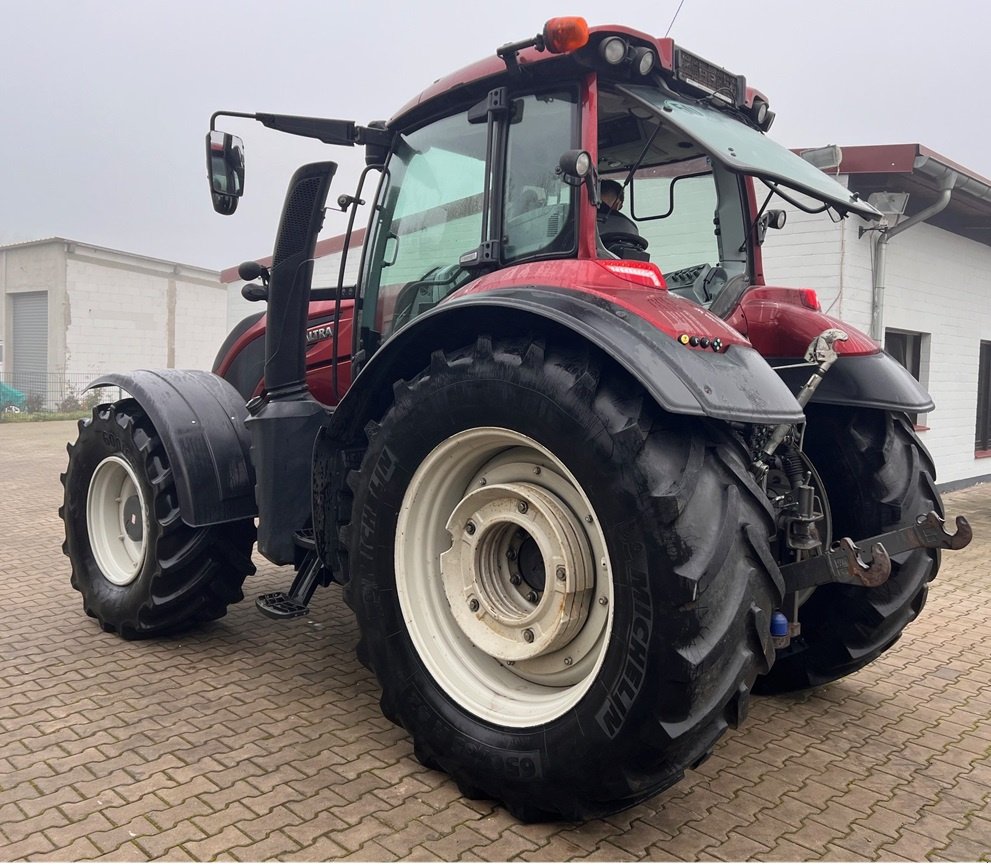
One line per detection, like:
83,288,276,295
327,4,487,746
620,117,665,190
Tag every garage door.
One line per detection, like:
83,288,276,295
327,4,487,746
12,291,49,399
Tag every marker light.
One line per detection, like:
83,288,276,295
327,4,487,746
599,36,628,65
542,17,589,54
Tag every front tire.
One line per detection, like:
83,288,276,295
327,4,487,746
343,338,780,820
61,400,256,638
755,407,940,694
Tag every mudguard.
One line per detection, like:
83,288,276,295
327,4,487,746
88,370,256,526
333,287,804,441
729,288,934,414
773,351,935,414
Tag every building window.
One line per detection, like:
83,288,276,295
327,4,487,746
884,329,929,427
977,341,991,454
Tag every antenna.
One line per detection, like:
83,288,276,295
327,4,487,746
664,0,687,37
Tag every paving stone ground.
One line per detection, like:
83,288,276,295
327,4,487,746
1,418,989,862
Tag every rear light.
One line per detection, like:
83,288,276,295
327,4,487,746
599,36,627,65
596,260,668,289
633,47,656,76
799,288,821,311
542,17,589,54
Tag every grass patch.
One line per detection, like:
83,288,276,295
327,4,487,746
0,410,90,424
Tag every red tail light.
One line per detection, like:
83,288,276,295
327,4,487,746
596,260,667,289
799,288,821,311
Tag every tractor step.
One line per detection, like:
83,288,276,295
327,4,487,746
256,591,310,619
255,546,324,620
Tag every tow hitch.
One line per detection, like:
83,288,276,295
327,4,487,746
780,511,972,594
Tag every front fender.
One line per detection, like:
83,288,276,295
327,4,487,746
88,370,256,526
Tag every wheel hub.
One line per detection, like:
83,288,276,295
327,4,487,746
86,455,148,586
395,427,613,726
441,481,593,662
122,495,144,542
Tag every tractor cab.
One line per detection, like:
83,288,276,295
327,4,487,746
207,19,881,362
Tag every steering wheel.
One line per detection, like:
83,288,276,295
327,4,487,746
392,264,466,332
600,232,649,252
691,265,728,304
391,268,440,332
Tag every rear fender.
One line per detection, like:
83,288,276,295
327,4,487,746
774,352,935,413
328,287,803,444
88,370,256,526
729,290,934,413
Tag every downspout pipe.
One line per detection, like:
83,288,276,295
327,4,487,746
870,167,957,340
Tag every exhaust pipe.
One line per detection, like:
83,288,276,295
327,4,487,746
247,161,337,564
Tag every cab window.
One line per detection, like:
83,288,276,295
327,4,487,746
361,88,578,344
362,112,486,339
503,90,578,262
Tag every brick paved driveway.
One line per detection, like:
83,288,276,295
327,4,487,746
1,418,989,861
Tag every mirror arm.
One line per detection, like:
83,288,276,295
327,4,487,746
211,110,393,147
210,110,257,131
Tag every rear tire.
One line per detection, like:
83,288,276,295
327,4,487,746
755,407,940,694
61,400,256,638
343,337,780,820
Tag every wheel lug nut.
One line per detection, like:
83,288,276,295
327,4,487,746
478,476,487,486
466,521,476,535
468,598,480,612
507,549,517,562
526,591,537,603
517,501,528,514
556,566,566,581
598,596,608,606
522,629,534,643
510,574,522,586
533,466,541,476
564,657,573,666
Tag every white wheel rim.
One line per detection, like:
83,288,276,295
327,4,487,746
86,455,148,586
396,427,614,727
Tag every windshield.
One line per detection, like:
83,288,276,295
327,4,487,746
616,84,881,221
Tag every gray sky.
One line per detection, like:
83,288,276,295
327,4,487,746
2,0,988,271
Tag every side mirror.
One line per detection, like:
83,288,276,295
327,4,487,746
206,130,245,215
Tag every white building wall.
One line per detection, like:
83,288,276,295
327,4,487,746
879,223,991,485
174,279,229,370
66,259,168,377
0,241,67,379
63,244,226,382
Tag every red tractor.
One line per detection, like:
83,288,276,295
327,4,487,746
61,18,971,820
